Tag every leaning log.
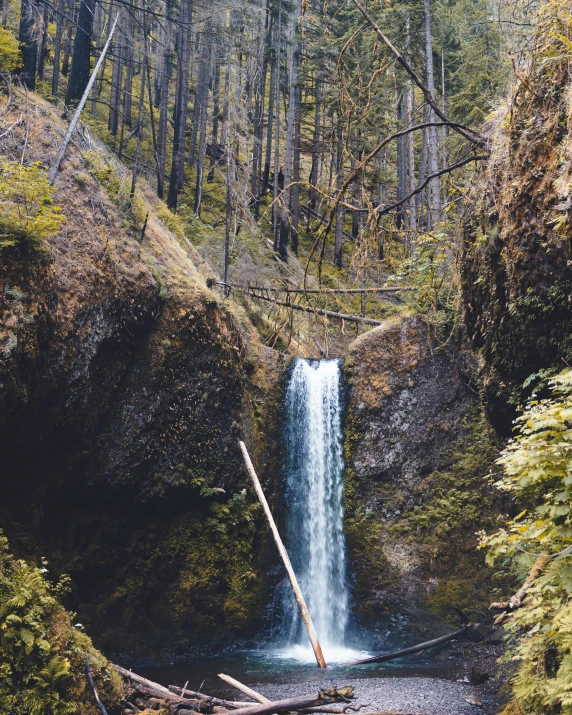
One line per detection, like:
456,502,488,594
239,441,327,669
217,688,354,715
247,292,384,326
490,553,550,611
341,625,478,666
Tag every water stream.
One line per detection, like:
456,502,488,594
277,358,355,663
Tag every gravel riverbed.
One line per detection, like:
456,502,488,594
256,675,498,715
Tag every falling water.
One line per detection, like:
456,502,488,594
279,358,351,661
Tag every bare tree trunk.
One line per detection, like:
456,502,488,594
308,75,320,218
334,119,343,268
208,32,221,183
108,21,124,135
261,5,275,196
37,4,48,81
18,0,39,90
272,0,282,252
424,0,440,229
279,0,300,261
131,12,147,197
61,0,75,78
167,0,191,209
52,0,66,95
156,0,173,198
396,91,406,230
65,0,96,105
291,79,301,254
194,23,212,215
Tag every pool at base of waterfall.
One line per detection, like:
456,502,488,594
137,641,503,715
138,642,472,694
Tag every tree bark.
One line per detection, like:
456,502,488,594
424,0,440,229
334,119,343,268
18,0,39,90
66,0,96,105
51,0,67,96
167,0,191,209
194,23,212,215
156,0,173,198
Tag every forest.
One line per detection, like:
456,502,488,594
0,0,571,711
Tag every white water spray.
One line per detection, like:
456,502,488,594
278,359,360,663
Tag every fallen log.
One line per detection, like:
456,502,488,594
112,663,174,697
218,674,270,704
169,685,257,709
216,688,354,715
132,683,212,712
247,292,384,326
490,553,550,611
341,624,481,666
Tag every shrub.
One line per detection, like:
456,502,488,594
482,370,572,714
0,27,21,73
0,162,63,251
0,530,121,714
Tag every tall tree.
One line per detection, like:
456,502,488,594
65,0,96,105
17,0,39,89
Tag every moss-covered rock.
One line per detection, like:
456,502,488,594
343,315,510,640
462,45,572,430
0,96,284,662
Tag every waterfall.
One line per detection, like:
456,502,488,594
279,358,349,658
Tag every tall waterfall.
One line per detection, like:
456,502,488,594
280,358,349,657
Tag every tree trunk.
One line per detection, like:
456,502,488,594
291,79,301,254
261,8,276,196
108,19,124,135
37,4,48,81
194,23,212,215
424,0,440,229
51,0,67,96
334,119,343,268
308,75,320,220
207,32,221,182
272,1,282,252
18,0,39,90
156,0,173,198
61,0,75,77
279,0,300,261
65,0,96,105
167,0,191,209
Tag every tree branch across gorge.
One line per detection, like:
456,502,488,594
351,0,489,152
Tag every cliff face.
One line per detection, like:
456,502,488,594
0,99,284,661
462,50,572,429
343,316,506,641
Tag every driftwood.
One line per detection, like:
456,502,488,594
490,553,550,612
85,654,108,715
168,685,257,708
239,441,327,669
218,674,270,704
341,624,483,666
217,688,355,715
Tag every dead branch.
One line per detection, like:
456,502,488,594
85,654,108,715
248,291,384,325
218,674,270,705
490,553,550,611
168,685,257,709
351,0,487,149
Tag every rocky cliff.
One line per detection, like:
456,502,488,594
462,46,572,429
0,98,284,662
343,316,507,642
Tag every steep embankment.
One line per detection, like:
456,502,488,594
0,96,284,661
463,48,572,430
343,316,507,642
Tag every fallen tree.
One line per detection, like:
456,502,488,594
341,623,484,666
